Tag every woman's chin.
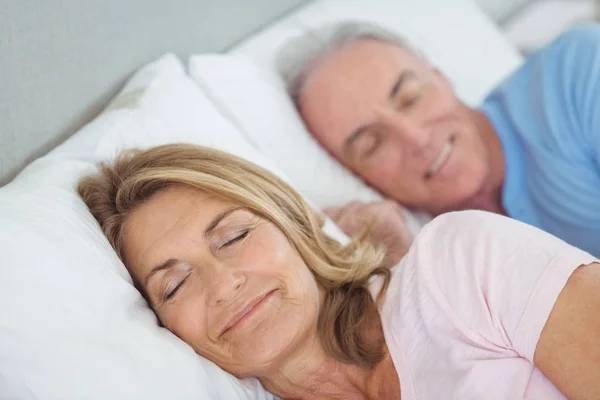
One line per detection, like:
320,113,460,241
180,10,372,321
221,313,317,377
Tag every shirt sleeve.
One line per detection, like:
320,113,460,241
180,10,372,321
414,210,598,363
539,24,600,163
495,24,600,164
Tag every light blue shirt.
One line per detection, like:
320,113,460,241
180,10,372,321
480,24,600,257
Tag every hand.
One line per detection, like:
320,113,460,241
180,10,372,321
324,200,413,267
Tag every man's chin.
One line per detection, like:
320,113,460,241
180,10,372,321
448,188,501,215
423,184,486,216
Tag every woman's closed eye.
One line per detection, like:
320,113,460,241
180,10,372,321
163,272,191,302
220,229,250,249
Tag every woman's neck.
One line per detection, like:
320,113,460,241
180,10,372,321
258,333,400,400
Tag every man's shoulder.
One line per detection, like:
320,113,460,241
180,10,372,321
498,24,600,90
549,24,600,50
481,24,600,117
535,24,600,74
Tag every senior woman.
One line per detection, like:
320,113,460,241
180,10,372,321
79,143,600,399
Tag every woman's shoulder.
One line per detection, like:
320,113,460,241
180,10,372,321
407,210,575,282
381,211,503,291
383,210,583,320
407,210,516,261
394,210,595,332
415,209,514,242
414,210,583,258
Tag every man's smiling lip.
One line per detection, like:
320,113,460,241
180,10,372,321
425,135,455,179
219,289,278,337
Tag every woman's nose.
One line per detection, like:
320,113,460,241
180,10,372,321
209,267,246,306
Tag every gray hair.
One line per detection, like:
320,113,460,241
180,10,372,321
277,21,423,106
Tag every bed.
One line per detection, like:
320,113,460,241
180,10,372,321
0,1,522,398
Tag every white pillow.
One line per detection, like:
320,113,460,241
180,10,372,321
188,0,523,235
0,54,276,400
233,0,523,106
189,54,429,236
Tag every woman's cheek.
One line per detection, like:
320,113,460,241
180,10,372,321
163,299,207,344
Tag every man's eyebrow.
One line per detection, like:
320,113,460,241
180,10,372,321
204,206,244,238
344,125,373,156
343,71,417,156
389,70,416,100
145,258,178,286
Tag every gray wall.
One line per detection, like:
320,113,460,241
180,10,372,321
0,0,307,186
474,0,535,23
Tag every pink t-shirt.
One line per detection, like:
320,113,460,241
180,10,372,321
374,210,598,399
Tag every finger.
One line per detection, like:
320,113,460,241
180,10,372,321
336,209,358,228
323,207,342,220
378,199,406,222
337,211,367,236
365,202,386,221
335,201,365,221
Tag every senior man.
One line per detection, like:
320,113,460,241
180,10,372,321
279,22,600,258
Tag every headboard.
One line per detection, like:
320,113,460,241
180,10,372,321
0,0,308,186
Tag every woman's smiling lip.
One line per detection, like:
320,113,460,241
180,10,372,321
219,289,278,337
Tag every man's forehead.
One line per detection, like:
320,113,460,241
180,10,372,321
299,39,423,151
327,38,422,70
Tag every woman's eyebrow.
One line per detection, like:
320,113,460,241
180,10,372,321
145,258,178,286
204,206,244,238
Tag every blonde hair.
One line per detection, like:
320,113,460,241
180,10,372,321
78,143,390,368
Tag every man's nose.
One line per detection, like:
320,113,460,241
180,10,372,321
378,109,430,152
208,266,246,307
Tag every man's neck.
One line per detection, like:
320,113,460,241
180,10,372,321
458,109,506,215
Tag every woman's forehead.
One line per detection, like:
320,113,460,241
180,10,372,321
122,187,232,270
128,187,219,230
